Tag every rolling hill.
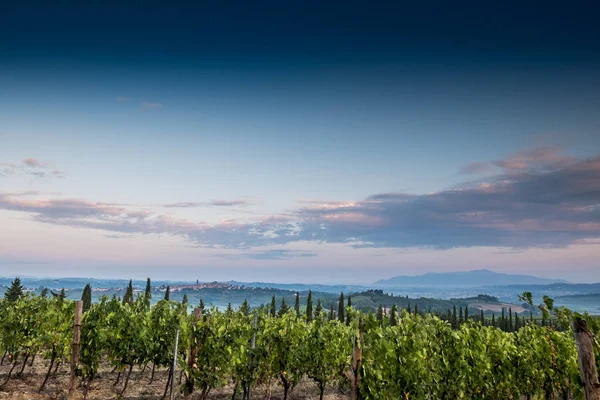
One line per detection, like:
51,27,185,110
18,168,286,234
374,269,568,287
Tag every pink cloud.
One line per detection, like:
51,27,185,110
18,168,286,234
493,145,576,172
1,147,600,251
0,158,65,179
460,161,496,175
23,158,45,168
163,199,250,208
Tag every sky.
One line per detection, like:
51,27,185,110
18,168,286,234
1,1,600,283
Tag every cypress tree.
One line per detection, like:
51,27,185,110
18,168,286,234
464,306,469,322
81,283,92,312
40,287,48,298
58,288,66,301
182,294,189,309
346,295,352,325
123,280,133,305
406,302,411,313
530,311,533,323
199,299,205,310
390,304,398,326
508,307,513,332
376,304,384,322
227,302,233,313
514,311,519,330
501,308,505,331
314,298,322,318
144,278,152,308
270,296,276,317
5,277,24,302
459,306,464,325
414,303,418,316
329,304,335,321
338,292,345,323
306,291,313,322
278,298,289,317
491,313,496,327
294,292,300,318
164,285,170,300
480,309,485,324
452,305,457,329
240,299,250,316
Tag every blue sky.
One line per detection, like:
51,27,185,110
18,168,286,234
1,1,600,282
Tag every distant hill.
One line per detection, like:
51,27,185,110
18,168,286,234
553,292,600,313
224,281,370,294
374,269,568,287
350,290,528,315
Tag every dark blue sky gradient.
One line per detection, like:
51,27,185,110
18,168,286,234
2,1,600,69
2,1,600,281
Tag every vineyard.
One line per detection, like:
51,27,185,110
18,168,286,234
0,288,599,399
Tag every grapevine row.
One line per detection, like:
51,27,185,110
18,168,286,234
0,290,597,399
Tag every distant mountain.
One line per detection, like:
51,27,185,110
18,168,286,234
374,269,568,287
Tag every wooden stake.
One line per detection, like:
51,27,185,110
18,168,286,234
69,300,83,399
350,318,363,400
247,313,258,400
573,317,600,400
169,328,180,400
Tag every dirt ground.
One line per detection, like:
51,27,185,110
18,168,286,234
0,357,346,400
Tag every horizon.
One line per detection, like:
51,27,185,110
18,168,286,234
2,2,600,283
0,268,589,287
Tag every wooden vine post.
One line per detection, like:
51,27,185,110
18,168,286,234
246,313,258,400
350,317,363,400
573,316,600,400
169,328,180,400
68,300,83,399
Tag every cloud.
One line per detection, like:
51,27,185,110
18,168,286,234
460,161,496,175
103,234,135,239
23,158,45,168
0,190,47,197
0,163,17,176
1,147,599,250
503,146,574,172
141,102,163,109
162,202,205,208
219,249,318,260
0,159,64,180
163,200,250,208
116,96,131,102
0,195,150,220
461,146,576,176
291,153,600,249
0,257,50,265
28,171,49,179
